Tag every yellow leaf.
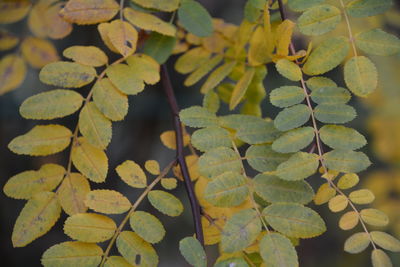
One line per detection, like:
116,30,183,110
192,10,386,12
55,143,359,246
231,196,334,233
44,3,73,39
0,0,31,24
184,54,223,87
8,124,72,156
248,26,272,66
349,189,375,204
107,19,138,57
175,47,211,74
145,160,160,175
131,0,179,12
0,54,26,95
20,89,84,120
104,256,133,267
92,78,129,121
4,163,65,200
28,1,49,38
339,211,359,230
160,130,190,150
98,22,120,53
12,192,61,247
63,46,108,67
126,53,160,85
129,211,166,244
313,183,336,205
57,173,90,216
161,178,178,190
328,195,349,212
60,0,119,25
64,213,117,242
230,67,255,110
79,102,112,149
173,155,200,181
275,19,295,57
0,30,19,51
200,61,237,94
106,63,144,95
337,173,359,189
21,37,59,68
116,160,147,188
275,58,302,81
71,137,108,183
85,189,131,214
124,7,176,37
202,32,229,53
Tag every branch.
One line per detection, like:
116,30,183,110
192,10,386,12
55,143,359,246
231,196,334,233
160,65,204,246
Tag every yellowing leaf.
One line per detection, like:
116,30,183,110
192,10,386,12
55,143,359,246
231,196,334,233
107,19,138,57
131,0,179,12
276,59,302,81
116,160,147,188
288,0,325,12
41,241,103,267
297,5,341,36
328,195,349,212
200,61,237,94
371,249,392,267
20,89,83,120
63,46,108,67
319,125,366,150
129,211,165,244
310,87,351,105
0,54,26,95
184,54,223,86
43,3,73,39
92,78,128,121
306,76,337,91
160,130,190,150
126,53,160,85
349,189,375,204
106,63,144,95
346,0,392,18
360,209,389,227
12,192,61,247
272,127,315,153
144,160,160,175
40,61,96,88
85,189,131,214
324,150,371,173
57,173,90,216
270,86,305,108
71,137,108,183
179,236,207,267
198,147,242,178
339,211,359,230
124,7,176,36
344,232,370,254
344,56,378,97
248,26,272,66
274,104,311,131
275,19,295,57
314,103,357,124
21,37,58,68
314,183,336,205
60,0,119,25
161,178,178,190
174,154,200,182
180,106,219,128
116,231,159,266
147,190,183,217
259,233,299,267
191,126,231,152
0,0,31,24
370,231,400,252
8,124,72,156
98,22,120,53
64,213,116,243
276,152,320,181
27,1,51,38
355,29,400,56
303,36,350,75
4,164,65,200
229,67,255,110
337,173,359,190
104,256,133,267
175,47,211,74
236,118,280,144
0,30,19,51
79,102,112,149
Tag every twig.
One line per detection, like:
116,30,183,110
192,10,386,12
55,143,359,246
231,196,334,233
160,65,204,246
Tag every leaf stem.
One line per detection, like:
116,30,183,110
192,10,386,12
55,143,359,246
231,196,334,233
339,0,358,57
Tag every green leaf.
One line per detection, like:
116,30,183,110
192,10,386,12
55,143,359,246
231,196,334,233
274,104,311,131
288,0,325,12
184,54,223,86
346,0,392,18
63,213,116,243
236,119,281,144
79,102,112,149
126,53,160,85
92,78,129,121
230,67,255,109
219,114,261,130
130,211,165,244
106,63,144,95
319,125,367,150
41,241,103,267
272,127,315,153
143,32,176,64
276,152,319,180
178,0,213,37
344,232,370,254
244,0,265,22
191,126,231,152
20,89,83,120
298,5,341,36
204,172,249,207
180,106,219,128
85,189,131,214
355,29,400,56
8,125,72,156
12,192,61,247
270,86,305,108
310,87,351,104
179,236,207,267
131,0,179,12
259,233,299,267
306,76,337,91
198,147,242,178
263,203,326,238
324,150,371,173
276,59,302,81
371,231,400,252
254,174,314,204
203,90,220,113
116,231,159,266
39,62,96,88
200,61,237,94
303,36,350,75
314,103,356,124
246,144,292,172
116,160,147,188
360,209,389,227
175,47,211,74
344,56,378,97
4,163,65,200
371,249,393,267
221,209,262,253
147,190,183,217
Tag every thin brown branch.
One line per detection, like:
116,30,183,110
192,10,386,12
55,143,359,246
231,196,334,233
160,65,204,246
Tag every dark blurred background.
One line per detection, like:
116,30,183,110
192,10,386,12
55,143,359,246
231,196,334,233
1,0,400,266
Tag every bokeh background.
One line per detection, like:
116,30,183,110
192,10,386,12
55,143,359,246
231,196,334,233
1,0,400,266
